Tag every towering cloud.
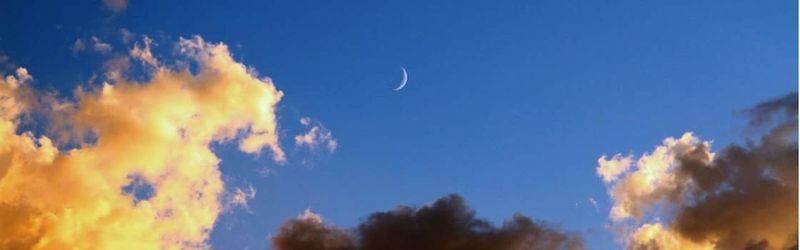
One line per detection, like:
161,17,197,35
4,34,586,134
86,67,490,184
598,93,798,249
0,36,283,249
272,194,584,250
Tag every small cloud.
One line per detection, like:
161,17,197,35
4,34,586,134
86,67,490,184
71,38,86,55
299,117,311,126
103,56,131,82
103,0,128,13
257,167,277,178
91,36,113,54
71,37,113,55
587,197,599,213
227,185,257,212
120,28,135,44
295,117,337,153
298,208,323,223
0,52,16,72
130,36,158,66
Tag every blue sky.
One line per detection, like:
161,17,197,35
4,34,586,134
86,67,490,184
0,1,796,249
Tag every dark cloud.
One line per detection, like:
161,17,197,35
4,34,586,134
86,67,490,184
746,93,798,129
669,92,798,249
272,194,583,250
272,213,356,250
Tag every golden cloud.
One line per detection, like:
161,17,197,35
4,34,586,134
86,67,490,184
0,36,283,249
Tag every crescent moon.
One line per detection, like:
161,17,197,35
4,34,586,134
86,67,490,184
394,67,408,91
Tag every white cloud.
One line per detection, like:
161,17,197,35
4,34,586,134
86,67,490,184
294,117,338,153
298,208,323,223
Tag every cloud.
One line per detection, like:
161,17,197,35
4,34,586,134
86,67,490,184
0,35,285,249
120,28,135,44
225,185,256,212
0,53,8,66
71,38,86,54
597,154,633,183
91,36,113,54
598,93,798,249
273,209,356,250
103,0,128,12
587,197,599,213
70,37,114,55
0,52,17,73
130,36,158,67
272,194,584,250
294,117,338,153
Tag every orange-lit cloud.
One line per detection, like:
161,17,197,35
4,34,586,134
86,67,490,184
597,93,798,249
0,36,283,249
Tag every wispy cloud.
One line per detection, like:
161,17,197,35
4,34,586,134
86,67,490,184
71,38,86,54
226,185,257,212
587,197,599,213
130,36,158,66
294,117,337,153
91,36,113,54
70,36,114,55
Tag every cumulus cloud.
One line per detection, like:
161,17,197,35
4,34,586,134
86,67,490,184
103,0,128,12
597,154,633,183
272,194,584,250
0,35,284,249
273,208,356,250
598,93,798,249
295,117,338,153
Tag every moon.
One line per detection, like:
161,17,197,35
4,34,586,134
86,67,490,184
394,67,408,91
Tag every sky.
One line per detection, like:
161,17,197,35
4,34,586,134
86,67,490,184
0,1,796,249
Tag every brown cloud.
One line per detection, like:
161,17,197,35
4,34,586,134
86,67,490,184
0,36,284,249
599,93,798,250
272,194,584,250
